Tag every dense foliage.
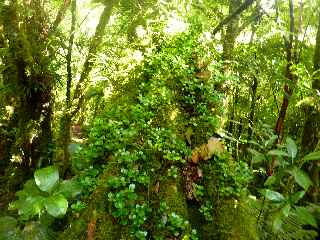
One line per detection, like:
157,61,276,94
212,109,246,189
0,0,320,239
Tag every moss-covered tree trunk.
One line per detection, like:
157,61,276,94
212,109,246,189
0,1,60,181
301,13,320,202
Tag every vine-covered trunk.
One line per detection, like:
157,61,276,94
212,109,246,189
301,13,320,202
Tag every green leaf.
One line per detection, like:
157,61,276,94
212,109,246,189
11,195,45,219
16,180,41,199
267,150,289,157
281,204,291,217
247,148,265,163
303,151,320,162
286,137,297,159
56,179,82,199
265,135,278,147
34,166,59,192
289,191,305,204
264,175,276,186
45,194,68,217
290,167,312,190
294,207,318,227
263,189,285,202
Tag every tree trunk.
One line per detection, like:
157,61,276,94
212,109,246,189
222,0,242,70
248,75,258,140
61,0,77,175
212,0,255,36
0,1,56,174
223,0,241,139
269,0,296,176
301,13,320,202
72,0,119,116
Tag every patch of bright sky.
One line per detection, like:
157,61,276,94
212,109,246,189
78,1,105,37
236,0,275,44
164,12,188,35
260,0,274,14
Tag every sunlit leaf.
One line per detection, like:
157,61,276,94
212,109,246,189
263,189,285,202
265,135,278,147
45,194,68,217
34,166,59,192
12,196,45,219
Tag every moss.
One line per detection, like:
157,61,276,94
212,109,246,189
59,162,128,240
216,199,259,240
159,177,188,219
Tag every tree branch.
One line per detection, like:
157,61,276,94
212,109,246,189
49,0,71,35
72,0,119,116
212,0,255,36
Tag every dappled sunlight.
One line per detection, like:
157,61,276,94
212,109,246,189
0,0,319,239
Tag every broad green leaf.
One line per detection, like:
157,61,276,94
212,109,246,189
286,137,297,159
290,167,312,190
294,207,318,227
267,150,289,157
263,189,285,202
34,166,59,192
45,194,68,218
11,196,45,219
290,191,305,204
56,179,82,199
16,180,41,199
303,151,320,162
